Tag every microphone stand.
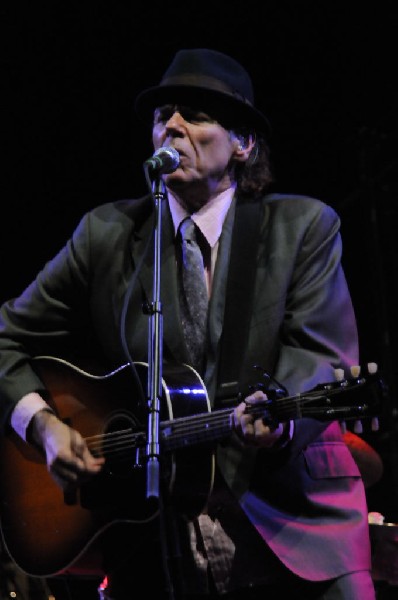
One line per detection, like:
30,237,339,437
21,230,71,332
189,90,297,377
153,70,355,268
143,154,183,600
145,172,165,504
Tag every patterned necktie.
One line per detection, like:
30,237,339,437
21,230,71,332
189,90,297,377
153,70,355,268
178,217,208,372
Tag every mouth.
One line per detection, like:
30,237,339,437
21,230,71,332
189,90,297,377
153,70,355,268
166,144,184,157
173,149,185,161
173,150,185,169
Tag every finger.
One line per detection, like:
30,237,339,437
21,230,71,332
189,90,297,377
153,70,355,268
49,460,79,486
81,448,105,472
253,421,284,447
253,419,269,436
70,430,104,472
70,429,88,458
233,401,247,428
240,414,256,439
244,390,267,405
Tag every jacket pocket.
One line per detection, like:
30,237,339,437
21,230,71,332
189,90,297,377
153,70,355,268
303,441,361,479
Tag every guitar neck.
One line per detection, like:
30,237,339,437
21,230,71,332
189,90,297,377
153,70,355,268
157,370,383,452
160,407,233,451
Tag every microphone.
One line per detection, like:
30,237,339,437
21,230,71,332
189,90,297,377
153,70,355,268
144,146,180,175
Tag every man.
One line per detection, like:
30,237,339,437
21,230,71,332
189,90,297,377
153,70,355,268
0,48,375,599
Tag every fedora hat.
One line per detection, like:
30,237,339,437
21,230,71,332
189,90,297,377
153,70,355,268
135,48,270,134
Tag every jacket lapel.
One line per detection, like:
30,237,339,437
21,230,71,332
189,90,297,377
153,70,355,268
131,198,188,366
215,198,262,403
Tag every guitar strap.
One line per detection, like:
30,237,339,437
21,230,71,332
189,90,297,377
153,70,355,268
215,198,262,407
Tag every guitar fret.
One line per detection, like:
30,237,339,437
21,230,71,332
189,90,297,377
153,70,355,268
161,410,232,451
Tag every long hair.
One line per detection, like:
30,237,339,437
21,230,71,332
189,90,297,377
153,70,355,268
236,135,274,199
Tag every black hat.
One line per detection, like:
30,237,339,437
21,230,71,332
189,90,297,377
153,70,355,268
135,48,270,134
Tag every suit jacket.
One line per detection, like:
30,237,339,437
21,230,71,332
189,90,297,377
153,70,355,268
0,192,371,580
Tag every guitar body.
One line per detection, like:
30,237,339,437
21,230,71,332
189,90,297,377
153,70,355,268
0,357,213,577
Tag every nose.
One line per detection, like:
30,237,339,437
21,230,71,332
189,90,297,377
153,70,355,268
165,110,186,135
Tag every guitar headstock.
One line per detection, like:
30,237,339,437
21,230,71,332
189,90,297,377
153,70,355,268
309,362,386,431
241,362,387,431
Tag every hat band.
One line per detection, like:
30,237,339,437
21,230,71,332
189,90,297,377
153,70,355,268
159,73,254,106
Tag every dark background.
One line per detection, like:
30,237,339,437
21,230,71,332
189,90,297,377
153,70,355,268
2,3,398,518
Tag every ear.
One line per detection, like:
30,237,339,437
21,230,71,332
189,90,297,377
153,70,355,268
232,134,256,162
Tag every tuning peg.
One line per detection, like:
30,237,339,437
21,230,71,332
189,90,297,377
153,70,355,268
367,362,378,374
340,421,347,434
334,368,345,381
350,365,361,378
354,420,363,434
371,417,380,431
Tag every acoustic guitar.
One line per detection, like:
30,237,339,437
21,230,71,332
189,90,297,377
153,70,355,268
0,356,384,577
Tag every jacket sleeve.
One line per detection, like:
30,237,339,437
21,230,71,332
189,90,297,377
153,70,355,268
0,211,94,433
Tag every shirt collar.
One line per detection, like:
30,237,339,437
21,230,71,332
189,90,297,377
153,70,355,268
168,185,236,248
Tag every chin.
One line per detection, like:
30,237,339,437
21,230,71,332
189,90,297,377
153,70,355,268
165,174,187,188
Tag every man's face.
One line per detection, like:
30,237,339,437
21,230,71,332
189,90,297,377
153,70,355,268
152,105,237,195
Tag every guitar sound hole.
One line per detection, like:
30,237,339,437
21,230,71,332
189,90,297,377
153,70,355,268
80,410,147,513
103,412,145,476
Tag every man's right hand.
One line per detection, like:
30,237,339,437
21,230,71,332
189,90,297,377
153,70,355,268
30,409,105,491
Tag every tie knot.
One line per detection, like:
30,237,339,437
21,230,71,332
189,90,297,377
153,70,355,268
179,217,196,242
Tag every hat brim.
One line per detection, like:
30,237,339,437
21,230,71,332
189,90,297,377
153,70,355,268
135,84,271,135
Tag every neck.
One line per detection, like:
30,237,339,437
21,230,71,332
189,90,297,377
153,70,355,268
167,177,236,213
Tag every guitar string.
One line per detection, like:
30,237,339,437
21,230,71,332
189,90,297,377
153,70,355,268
84,385,373,452
83,383,373,458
